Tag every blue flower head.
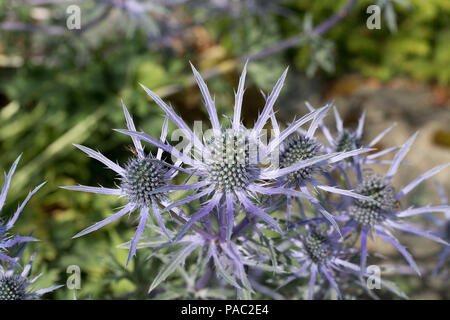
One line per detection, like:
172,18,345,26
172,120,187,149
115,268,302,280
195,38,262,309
427,182,450,275
334,128,362,154
349,174,396,226
280,134,322,183
62,104,181,265
0,155,44,265
0,252,62,300
120,154,170,207
115,62,374,245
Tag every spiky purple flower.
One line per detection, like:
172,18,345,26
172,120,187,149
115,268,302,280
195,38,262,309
275,106,377,225
348,174,396,226
426,182,450,275
279,224,347,299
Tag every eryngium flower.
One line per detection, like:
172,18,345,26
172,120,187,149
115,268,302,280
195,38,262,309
62,104,183,265
349,174,396,226
0,155,44,264
334,129,361,154
116,62,370,241
427,182,450,275
0,252,62,300
125,203,281,297
341,132,450,275
275,106,377,224
120,154,170,207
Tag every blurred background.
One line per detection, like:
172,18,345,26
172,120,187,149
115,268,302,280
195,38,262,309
0,0,449,299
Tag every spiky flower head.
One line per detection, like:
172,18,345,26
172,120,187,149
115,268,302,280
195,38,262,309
339,133,450,277
349,174,396,227
121,154,170,207
280,134,322,184
333,129,361,154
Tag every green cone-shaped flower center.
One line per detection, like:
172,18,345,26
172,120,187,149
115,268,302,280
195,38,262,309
303,231,331,263
334,129,361,153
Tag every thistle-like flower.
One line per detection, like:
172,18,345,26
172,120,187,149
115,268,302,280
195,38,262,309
0,252,62,300
116,62,371,242
341,132,450,275
0,155,44,264
62,104,185,265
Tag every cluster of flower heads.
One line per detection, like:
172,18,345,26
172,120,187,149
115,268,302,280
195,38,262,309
0,156,61,300
65,63,450,299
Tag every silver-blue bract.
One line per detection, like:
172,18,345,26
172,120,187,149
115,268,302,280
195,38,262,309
0,155,44,265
